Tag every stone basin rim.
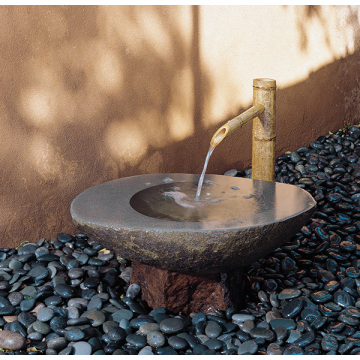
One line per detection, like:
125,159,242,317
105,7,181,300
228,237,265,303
70,173,317,232
71,173,317,273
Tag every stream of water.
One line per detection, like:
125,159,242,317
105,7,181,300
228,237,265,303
195,144,216,199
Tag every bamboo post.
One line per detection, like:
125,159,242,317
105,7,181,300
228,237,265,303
252,78,276,181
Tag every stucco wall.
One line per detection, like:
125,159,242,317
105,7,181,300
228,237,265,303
1,5,360,247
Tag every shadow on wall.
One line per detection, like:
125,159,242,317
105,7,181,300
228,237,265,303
288,5,360,54
0,5,360,246
167,46,360,175
0,5,211,246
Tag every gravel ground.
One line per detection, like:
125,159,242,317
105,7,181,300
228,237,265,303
0,126,360,354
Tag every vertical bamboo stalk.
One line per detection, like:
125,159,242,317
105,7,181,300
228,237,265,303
252,78,276,181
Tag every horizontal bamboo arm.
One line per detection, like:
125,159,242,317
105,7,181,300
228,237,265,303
210,104,265,146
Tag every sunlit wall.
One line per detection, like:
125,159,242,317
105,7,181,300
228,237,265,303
0,5,360,246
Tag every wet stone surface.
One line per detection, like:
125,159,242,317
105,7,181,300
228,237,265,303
147,330,166,348
159,317,185,334
1,126,360,354
237,340,258,355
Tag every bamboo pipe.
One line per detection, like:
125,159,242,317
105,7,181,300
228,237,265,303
252,78,276,181
210,104,265,146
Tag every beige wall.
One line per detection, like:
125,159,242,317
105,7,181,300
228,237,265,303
1,5,360,247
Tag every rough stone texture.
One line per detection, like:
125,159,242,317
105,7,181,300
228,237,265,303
130,261,245,314
71,173,316,274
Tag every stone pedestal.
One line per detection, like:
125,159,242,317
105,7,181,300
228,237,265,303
130,261,245,315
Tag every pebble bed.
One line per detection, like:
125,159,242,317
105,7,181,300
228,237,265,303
0,126,360,354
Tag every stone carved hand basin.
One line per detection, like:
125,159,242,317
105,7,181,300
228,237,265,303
70,173,316,275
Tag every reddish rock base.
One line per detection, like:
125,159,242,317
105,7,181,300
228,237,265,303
130,261,245,315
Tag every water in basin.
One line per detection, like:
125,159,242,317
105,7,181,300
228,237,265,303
130,180,255,222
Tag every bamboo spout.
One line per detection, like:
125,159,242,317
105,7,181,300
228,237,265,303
209,78,276,182
210,104,265,147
